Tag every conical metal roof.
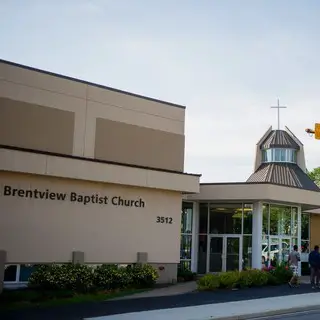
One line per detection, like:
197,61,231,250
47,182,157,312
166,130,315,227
260,130,300,150
247,163,319,191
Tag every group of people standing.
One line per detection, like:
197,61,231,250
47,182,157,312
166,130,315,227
287,244,320,288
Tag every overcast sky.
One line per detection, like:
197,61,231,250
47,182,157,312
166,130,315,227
1,0,320,182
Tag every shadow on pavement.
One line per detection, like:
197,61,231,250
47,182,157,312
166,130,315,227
0,284,316,320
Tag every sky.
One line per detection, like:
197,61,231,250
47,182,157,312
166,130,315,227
1,0,320,182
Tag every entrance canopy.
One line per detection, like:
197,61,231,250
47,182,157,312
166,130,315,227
185,182,320,211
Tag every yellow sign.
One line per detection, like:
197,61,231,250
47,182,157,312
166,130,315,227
315,123,320,140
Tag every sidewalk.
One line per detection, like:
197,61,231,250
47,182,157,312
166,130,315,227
111,276,311,300
2,282,317,320
86,292,320,320
111,281,198,300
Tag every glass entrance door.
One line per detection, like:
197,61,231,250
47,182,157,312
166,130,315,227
226,237,240,271
209,237,223,272
208,235,241,272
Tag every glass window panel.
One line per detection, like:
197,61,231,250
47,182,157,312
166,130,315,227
301,213,310,240
209,203,242,234
262,236,269,267
209,237,223,272
301,240,310,253
266,149,271,161
281,238,291,262
243,204,253,234
262,150,266,162
180,235,192,260
291,207,298,236
270,206,279,235
281,206,291,236
275,149,281,162
293,151,297,163
179,261,191,271
280,149,286,161
263,204,269,235
19,264,36,282
243,236,252,269
199,203,208,233
181,202,193,233
197,235,207,274
269,237,280,267
4,265,17,282
291,238,298,247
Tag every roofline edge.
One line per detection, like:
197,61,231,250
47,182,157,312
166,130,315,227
0,58,186,110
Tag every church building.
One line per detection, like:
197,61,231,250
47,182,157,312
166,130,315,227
2,59,320,289
182,125,320,275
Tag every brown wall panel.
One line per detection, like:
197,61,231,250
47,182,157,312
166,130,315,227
310,214,320,248
95,118,185,171
0,97,74,154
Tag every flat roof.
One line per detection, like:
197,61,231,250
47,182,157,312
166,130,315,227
0,59,186,109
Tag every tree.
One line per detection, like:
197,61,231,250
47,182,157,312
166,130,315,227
307,167,320,187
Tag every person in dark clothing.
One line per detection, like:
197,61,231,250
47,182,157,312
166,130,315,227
309,245,320,289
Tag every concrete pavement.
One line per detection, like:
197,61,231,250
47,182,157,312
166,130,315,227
85,292,320,320
250,310,320,320
2,283,318,320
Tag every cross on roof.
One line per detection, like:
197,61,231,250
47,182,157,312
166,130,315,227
271,99,287,130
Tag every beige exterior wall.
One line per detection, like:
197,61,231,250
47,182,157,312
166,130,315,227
0,171,182,264
0,61,186,171
0,148,200,193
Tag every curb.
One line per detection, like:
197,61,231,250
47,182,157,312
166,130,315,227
208,305,320,319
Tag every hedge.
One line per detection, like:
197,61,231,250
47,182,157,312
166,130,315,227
177,268,197,282
28,263,158,293
198,263,292,291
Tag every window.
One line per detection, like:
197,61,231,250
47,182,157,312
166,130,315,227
209,203,242,234
243,204,253,234
180,202,194,270
301,213,310,253
243,236,252,269
199,203,208,233
262,148,297,163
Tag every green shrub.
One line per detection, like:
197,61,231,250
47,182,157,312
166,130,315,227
93,264,158,290
237,270,254,288
198,274,220,291
266,272,279,286
272,263,293,283
28,263,95,293
93,264,132,290
177,268,197,282
28,263,158,293
249,269,269,287
219,271,239,289
126,264,159,288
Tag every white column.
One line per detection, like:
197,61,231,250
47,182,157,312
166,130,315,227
252,201,263,269
191,202,199,273
297,206,302,276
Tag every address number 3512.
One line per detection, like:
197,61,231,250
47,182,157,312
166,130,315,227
156,216,173,224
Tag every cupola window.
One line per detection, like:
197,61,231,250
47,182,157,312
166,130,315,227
262,148,297,164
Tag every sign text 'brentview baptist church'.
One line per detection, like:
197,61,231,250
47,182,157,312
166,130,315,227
1,185,145,208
